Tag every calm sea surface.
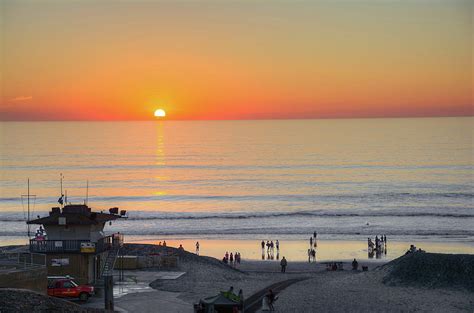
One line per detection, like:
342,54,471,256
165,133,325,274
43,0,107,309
0,118,473,245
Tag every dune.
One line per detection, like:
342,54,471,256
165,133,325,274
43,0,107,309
382,252,474,291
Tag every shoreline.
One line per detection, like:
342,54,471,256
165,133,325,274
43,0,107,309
128,238,474,262
3,237,473,262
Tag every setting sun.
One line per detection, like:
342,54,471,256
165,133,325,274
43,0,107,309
154,109,166,118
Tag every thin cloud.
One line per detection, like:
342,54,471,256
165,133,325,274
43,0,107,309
10,96,33,102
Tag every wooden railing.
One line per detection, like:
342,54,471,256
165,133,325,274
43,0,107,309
29,234,122,254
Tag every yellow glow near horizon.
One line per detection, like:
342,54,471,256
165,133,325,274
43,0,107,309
1,1,471,120
154,109,166,118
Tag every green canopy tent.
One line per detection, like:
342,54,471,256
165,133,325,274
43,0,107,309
195,291,244,313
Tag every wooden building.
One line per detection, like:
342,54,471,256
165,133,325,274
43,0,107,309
28,204,124,285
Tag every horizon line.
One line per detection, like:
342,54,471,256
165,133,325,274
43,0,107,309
0,114,473,122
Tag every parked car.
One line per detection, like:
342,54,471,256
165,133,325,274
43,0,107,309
47,276,94,302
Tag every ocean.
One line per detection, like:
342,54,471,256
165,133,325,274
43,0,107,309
0,118,473,249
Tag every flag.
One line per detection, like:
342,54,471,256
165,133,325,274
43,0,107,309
58,195,64,205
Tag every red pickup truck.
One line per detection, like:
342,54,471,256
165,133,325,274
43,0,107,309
47,276,94,302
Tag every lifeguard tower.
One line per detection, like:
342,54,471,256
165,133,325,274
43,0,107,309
28,204,125,285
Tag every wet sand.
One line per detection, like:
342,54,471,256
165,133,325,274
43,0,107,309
127,238,474,262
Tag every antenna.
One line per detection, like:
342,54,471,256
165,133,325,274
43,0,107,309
21,179,36,238
85,180,89,206
28,179,30,237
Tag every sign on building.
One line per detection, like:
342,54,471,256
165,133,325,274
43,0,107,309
51,258,69,266
80,242,96,253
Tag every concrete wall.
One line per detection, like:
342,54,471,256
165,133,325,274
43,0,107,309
0,267,47,294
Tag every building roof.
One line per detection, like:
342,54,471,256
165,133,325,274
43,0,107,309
27,204,121,225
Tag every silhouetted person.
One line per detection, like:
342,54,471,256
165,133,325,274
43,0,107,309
280,256,287,273
238,289,243,302
266,289,275,311
352,258,358,270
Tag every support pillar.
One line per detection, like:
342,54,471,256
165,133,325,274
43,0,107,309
104,275,114,311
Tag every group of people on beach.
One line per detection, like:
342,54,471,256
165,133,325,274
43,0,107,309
406,244,425,254
307,231,318,262
261,240,280,253
261,239,280,260
368,235,387,258
222,251,241,266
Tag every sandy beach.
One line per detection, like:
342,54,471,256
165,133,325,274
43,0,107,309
121,244,474,312
1,242,473,312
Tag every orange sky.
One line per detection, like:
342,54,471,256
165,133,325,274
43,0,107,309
0,1,472,120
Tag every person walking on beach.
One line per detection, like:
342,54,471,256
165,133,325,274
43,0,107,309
280,256,287,273
313,231,317,239
230,253,234,266
261,240,265,251
309,236,313,247
276,239,280,252
266,289,276,311
196,241,200,255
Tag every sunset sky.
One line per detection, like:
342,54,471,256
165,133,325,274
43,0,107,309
0,0,472,120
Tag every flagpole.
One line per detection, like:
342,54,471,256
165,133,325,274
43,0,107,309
27,179,30,238
60,173,63,208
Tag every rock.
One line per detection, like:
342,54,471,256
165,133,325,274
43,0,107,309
0,288,105,313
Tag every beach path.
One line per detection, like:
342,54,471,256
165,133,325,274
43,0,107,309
244,278,308,313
